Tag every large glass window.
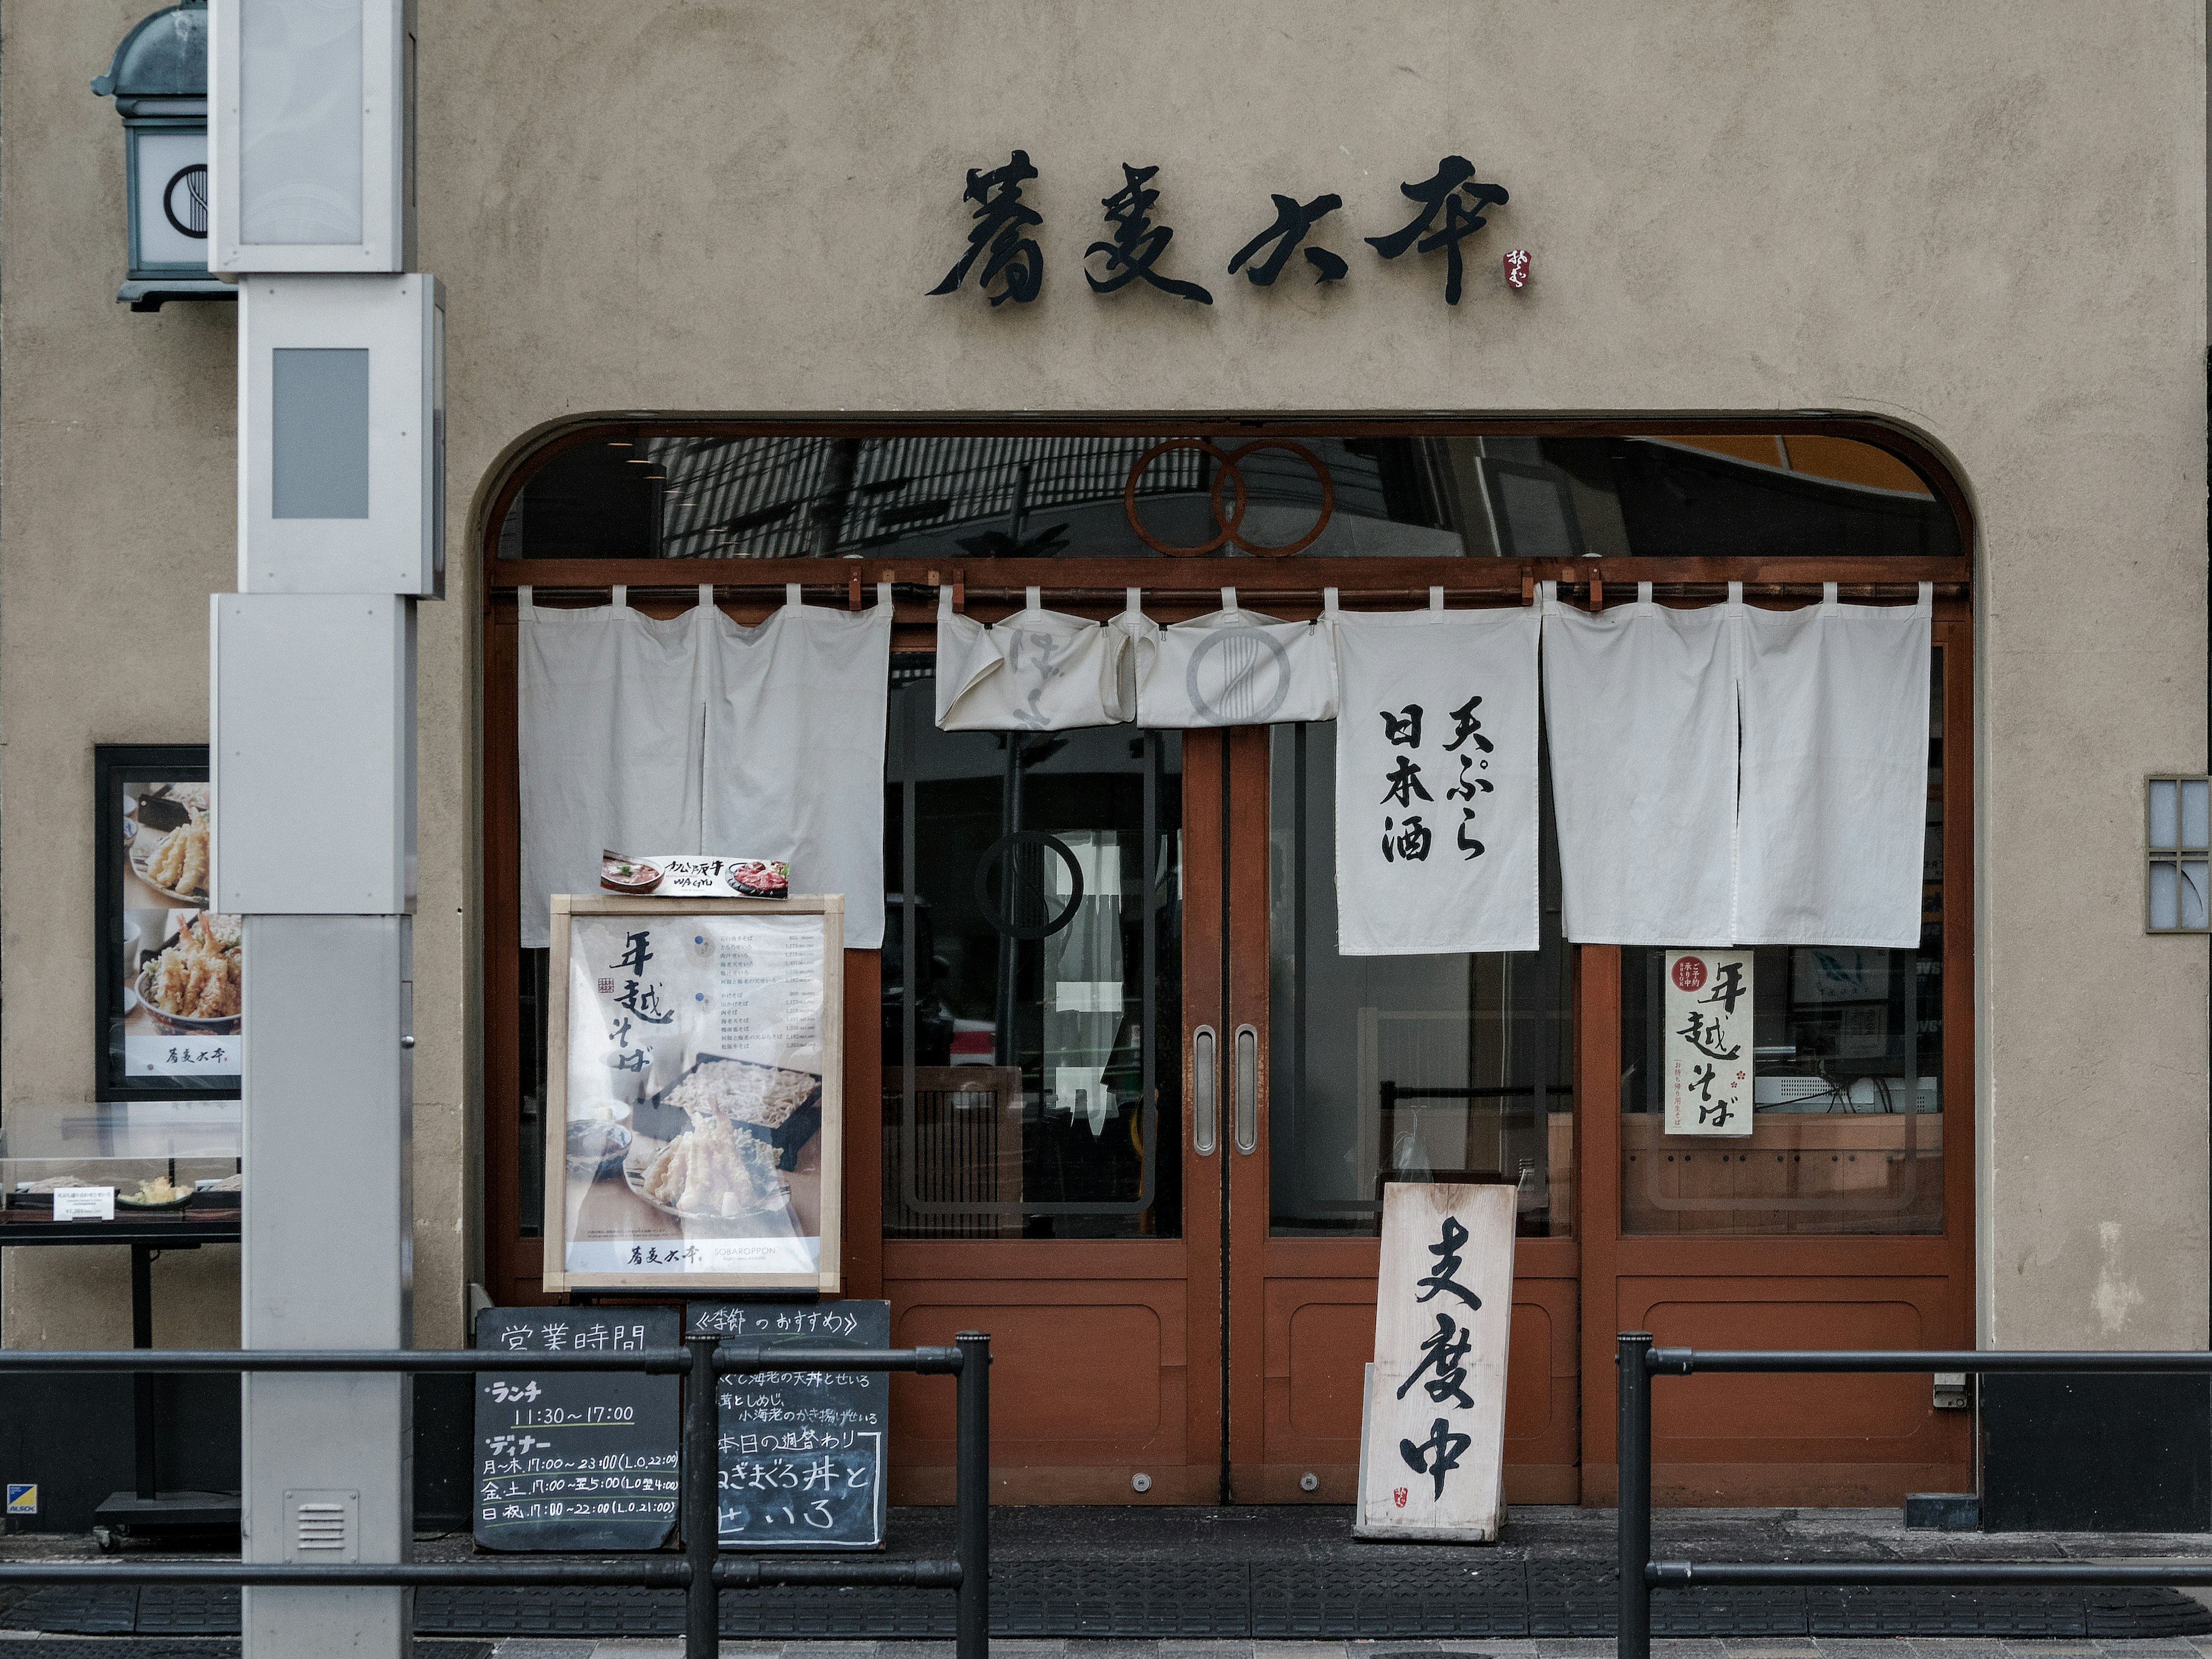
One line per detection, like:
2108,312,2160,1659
495,433,1959,564
881,662,1182,1240
1618,653,1946,1235
1267,722,1574,1238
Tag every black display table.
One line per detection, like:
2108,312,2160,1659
0,1213,242,1545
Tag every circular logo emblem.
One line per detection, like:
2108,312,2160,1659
162,164,210,239
1670,955,1707,993
974,830,1085,940
1122,437,1336,556
1184,623,1293,725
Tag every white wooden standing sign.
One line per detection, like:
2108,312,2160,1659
1663,948,1754,1136
1357,1181,1516,1542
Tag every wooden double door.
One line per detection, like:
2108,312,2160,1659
881,711,1582,1505
881,621,1973,1507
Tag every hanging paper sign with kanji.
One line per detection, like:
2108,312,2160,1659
1663,948,1755,1136
1331,607,1540,955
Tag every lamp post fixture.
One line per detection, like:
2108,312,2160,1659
92,0,234,313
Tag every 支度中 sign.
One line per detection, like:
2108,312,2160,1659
1357,1181,1515,1542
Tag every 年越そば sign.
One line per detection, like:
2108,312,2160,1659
1664,949,1754,1136
1357,1181,1516,1543
541,893,845,1294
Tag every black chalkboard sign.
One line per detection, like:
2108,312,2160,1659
687,1300,889,1550
472,1305,680,1551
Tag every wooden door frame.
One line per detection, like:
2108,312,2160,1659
1576,608,1977,1505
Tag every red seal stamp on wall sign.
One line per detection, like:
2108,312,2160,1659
1503,249,1532,289
1670,955,1707,993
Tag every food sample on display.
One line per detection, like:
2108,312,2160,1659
600,850,663,895
142,915,241,1021
142,813,211,901
726,860,789,899
636,1113,787,1220
121,1175,192,1206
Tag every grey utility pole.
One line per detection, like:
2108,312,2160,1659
206,3,441,1654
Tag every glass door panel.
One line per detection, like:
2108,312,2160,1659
1266,722,1574,1238
884,669,1183,1238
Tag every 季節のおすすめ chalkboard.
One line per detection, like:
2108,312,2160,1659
688,1299,889,1549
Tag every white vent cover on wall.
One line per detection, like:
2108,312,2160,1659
283,1488,359,1562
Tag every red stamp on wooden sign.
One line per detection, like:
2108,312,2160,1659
1393,1486,1410,1508
1503,249,1532,289
1670,955,1707,993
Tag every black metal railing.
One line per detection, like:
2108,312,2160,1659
0,1331,991,1659
1615,1331,2212,1659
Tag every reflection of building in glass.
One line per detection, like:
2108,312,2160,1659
498,431,1956,565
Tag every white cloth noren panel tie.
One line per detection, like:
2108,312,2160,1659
1733,580,1931,948
702,582,893,948
518,585,710,950
1332,604,1540,955
934,583,1131,730
1543,575,1739,945
1126,588,1338,729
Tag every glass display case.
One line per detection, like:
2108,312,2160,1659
1,1101,240,1232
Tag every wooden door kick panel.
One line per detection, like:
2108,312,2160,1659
1230,1462,1581,1505
1248,1277,1581,1501
891,1463,1223,1506
888,1286,1190,1468
1604,1275,1969,1475
1581,1461,1971,1509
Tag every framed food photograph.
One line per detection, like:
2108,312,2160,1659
541,892,844,1293
96,745,242,1099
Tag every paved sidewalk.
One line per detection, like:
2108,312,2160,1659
478,1641,2212,1659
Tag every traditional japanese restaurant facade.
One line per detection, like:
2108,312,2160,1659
1,2,2206,1525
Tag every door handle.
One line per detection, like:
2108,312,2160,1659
1192,1025,1218,1156
1233,1024,1259,1156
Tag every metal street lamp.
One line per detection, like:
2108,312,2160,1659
92,0,234,313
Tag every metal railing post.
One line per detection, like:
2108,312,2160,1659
1616,1332,1654,1659
955,1331,991,1659
684,1334,721,1659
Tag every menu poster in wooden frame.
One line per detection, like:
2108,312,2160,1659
542,893,843,1294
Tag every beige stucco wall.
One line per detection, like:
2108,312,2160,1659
0,1,480,1349
5,0,2207,1362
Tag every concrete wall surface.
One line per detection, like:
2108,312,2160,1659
4,1,2207,1356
